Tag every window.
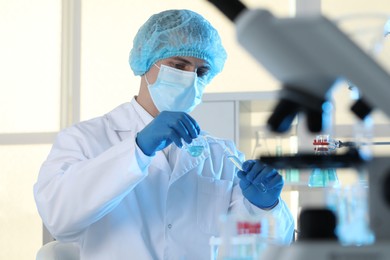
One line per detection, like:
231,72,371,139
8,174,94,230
0,0,61,259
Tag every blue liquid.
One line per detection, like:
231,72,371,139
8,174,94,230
308,168,338,187
187,146,204,157
284,169,300,183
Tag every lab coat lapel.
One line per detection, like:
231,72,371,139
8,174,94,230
168,145,209,185
116,131,131,143
116,130,171,173
116,132,171,173
106,102,172,173
153,151,172,174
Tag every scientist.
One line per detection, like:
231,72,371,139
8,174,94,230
34,9,294,260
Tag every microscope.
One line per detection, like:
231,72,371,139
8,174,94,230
207,0,390,259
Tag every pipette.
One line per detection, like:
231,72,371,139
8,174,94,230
312,136,390,153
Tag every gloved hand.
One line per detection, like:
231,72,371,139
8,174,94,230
237,160,284,210
136,111,200,156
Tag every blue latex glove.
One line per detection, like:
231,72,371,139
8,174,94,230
136,111,200,156
237,160,284,210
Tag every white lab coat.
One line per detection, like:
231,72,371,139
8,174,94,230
34,98,294,260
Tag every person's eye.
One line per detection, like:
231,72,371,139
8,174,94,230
196,68,209,78
173,63,186,70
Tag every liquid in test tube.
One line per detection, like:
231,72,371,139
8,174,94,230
227,155,244,171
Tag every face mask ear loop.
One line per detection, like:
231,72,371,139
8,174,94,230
145,63,160,86
193,68,206,88
145,74,151,86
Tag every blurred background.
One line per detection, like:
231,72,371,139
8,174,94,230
1,0,390,258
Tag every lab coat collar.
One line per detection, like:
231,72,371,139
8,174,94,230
105,97,153,132
130,97,154,126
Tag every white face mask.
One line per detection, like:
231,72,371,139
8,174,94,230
145,64,206,113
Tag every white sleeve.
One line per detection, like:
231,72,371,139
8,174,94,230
33,130,153,241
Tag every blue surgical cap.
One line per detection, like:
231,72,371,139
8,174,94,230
129,9,227,85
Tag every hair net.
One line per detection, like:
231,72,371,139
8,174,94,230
129,9,227,84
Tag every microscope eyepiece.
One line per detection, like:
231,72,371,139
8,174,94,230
207,0,247,22
267,99,299,133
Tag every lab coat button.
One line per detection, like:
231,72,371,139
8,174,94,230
167,224,172,229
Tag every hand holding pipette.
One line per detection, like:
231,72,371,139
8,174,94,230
237,160,284,210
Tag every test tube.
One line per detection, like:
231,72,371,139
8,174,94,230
224,146,267,193
226,154,244,171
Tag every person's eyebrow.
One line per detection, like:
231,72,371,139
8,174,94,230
171,57,193,65
171,56,210,70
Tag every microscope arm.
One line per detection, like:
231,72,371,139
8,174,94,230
207,0,390,243
208,0,390,132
